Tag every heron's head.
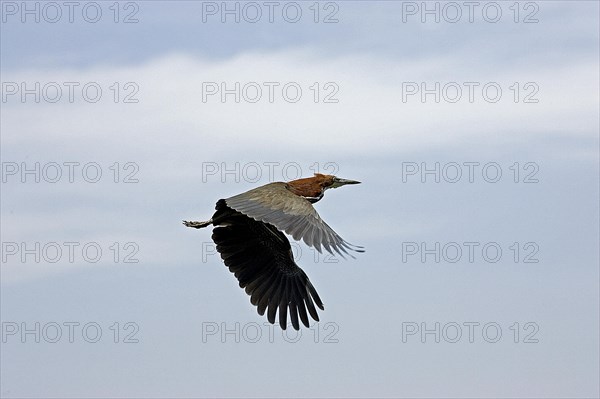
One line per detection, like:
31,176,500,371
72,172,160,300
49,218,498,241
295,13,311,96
287,173,360,202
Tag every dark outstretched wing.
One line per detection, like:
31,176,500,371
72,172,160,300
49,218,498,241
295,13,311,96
211,199,324,330
225,182,364,258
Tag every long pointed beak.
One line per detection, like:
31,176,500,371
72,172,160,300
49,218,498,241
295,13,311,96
332,178,361,188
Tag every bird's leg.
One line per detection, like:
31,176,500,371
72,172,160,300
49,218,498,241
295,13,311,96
183,219,213,229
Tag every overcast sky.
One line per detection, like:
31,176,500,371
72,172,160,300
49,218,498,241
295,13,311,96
1,1,599,398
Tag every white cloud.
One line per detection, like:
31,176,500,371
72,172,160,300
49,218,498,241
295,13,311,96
3,49,597,160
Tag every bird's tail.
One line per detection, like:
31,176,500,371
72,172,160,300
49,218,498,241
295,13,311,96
183,219,213,229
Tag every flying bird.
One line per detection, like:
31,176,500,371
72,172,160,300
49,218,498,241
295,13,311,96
183,173,364,330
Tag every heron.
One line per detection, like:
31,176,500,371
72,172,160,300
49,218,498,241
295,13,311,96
184,173,364,330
